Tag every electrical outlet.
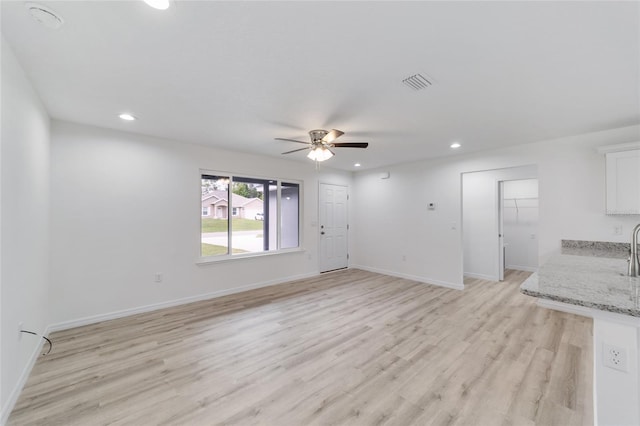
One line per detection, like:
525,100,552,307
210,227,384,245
613,226,623,235
402,255,407,261
154,273,163,283
603,343,628,372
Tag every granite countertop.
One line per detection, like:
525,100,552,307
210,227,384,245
560,239,636,259
521,240,640,317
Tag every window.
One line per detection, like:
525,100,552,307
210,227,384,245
201,175,229,256
201,173,300,259
202,206,210,216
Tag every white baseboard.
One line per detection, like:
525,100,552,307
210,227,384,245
506,264,538,273
351,264,464,290
1,325,50,426
49,272,320,333
463,272,497,281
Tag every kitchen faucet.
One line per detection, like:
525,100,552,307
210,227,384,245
629,223,640,277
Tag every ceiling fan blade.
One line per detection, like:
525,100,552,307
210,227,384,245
275,138,310,145
321,129,344,143
281,147,310,155
331,142,369,148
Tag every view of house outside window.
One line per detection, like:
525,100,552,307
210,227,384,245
201,173,300,258
201,175,230,256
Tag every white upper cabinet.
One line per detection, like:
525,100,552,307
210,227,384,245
598,143,640,215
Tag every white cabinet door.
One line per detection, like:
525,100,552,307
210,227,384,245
606,149,640,215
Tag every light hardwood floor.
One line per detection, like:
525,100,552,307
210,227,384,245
9,269,592,425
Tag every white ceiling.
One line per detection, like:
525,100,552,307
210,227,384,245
2,1,639,171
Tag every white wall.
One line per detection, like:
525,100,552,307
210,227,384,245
0,37,51,421
503,179,538,272
351,161,465,289
352,124,640,288
48,120,353,327
462,166,537,281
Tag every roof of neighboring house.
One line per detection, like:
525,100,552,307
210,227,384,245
202,190,262,207
202,190,228,203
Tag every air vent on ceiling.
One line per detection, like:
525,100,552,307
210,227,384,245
402,73,433,91
25,3,64,30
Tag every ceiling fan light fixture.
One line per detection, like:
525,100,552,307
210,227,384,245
278,128,367,162
307,146,334,162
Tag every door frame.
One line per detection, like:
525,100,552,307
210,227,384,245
498,180,505,281
499,178,540,275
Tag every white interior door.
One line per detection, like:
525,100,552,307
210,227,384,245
319,183,348,272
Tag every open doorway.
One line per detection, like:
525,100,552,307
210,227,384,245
499,179,539,280
462,166,537,282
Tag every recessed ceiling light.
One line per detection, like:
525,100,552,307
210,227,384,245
119,113,136,121
450,142,461,149
143,0,170,10
354,163,361,167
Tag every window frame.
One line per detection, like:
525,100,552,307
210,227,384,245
198,170,303,264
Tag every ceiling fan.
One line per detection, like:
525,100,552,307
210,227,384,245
276,129,368,162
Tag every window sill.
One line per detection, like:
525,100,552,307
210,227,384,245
196,247,305,265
